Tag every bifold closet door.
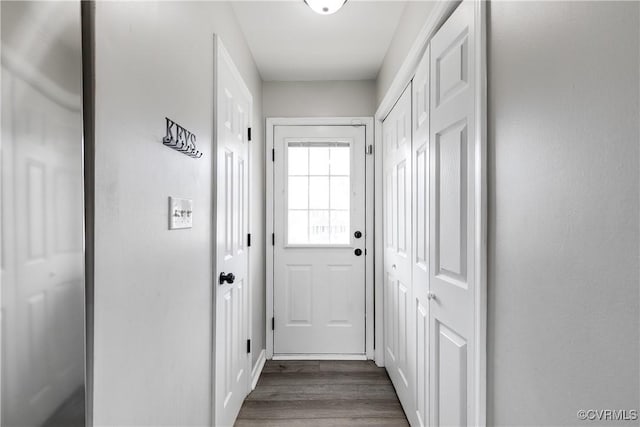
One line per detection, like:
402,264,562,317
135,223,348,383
429,1,478,425
411,46,431,427
382,84,414,413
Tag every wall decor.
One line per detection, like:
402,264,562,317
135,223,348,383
163,117,203,158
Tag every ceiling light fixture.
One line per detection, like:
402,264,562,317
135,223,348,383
304,0,347,15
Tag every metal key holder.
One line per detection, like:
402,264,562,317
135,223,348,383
163,117,203,159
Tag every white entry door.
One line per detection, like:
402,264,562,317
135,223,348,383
382,85,414,409
273,125,366,356
214,36,252,427
429,1,479,425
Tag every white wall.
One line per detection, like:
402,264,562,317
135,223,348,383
375,1,436,105
488,2,639,425
263,80,376,117
92,2,264,425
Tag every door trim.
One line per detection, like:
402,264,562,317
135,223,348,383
265,117,375,361
374,1,487,425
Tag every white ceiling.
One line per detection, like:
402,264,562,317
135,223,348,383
231,1,407,81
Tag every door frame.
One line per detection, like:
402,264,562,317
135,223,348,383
265,117,375,361
374,0,487,425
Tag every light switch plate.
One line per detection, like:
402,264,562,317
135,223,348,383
169,197,193,230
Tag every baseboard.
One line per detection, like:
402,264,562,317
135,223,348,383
251,349,266,390
272,354,367,361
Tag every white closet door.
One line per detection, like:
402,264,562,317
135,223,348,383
429,1,478,425
383,84,415,417
412,46,431,427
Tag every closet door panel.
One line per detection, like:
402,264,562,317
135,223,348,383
429,1,478,425
412,46,431,427
382,84,415,423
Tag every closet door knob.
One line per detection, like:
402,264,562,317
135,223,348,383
427,292,436,301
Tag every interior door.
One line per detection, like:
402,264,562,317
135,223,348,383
273,125,366,356
429,1,478,425
214,36,252,427
382,85,414,409
412,46,431,427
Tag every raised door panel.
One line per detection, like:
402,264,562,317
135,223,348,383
435,122,468,285
415,303,429,427
286,265,312,325
327,265,354,326
434,322,467,426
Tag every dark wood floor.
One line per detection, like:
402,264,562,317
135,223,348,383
235,360,409,427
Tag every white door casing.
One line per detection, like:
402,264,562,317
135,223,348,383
273,125,366,356
214,35,252,427
429,1,481,425
382,84,415,413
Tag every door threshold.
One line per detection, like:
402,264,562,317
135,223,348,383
272,354,367,361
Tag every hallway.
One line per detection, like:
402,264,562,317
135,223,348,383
235,361,409,426
1,0,639,426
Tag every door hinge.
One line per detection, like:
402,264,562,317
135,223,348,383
272,148,275,162
247,233,251,247
271,317,275,331
248,127,252,142
272,233,275,246
247,339,251,353
366,144,373,155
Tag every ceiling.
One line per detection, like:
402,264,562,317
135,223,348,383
231,1,407,81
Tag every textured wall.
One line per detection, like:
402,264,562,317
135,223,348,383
93,2,264,424
487,2,639,425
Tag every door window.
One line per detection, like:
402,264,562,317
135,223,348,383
286,141,351,245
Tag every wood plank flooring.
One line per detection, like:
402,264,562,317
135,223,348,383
235,360,409,427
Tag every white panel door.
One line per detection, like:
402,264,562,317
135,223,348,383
273,125,366,355
429,1,478,425
214,36,252,427
383,84,414,413
412,46,431,427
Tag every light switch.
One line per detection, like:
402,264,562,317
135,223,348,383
169,197,193,230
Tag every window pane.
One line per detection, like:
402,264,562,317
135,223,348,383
330,176,350,210
288,145,308,175
309,146,330,175
330,210,350,244
309,177,329,209
288,210,308,244
330,145,350,175
288,176,308,209
309,210,330,243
